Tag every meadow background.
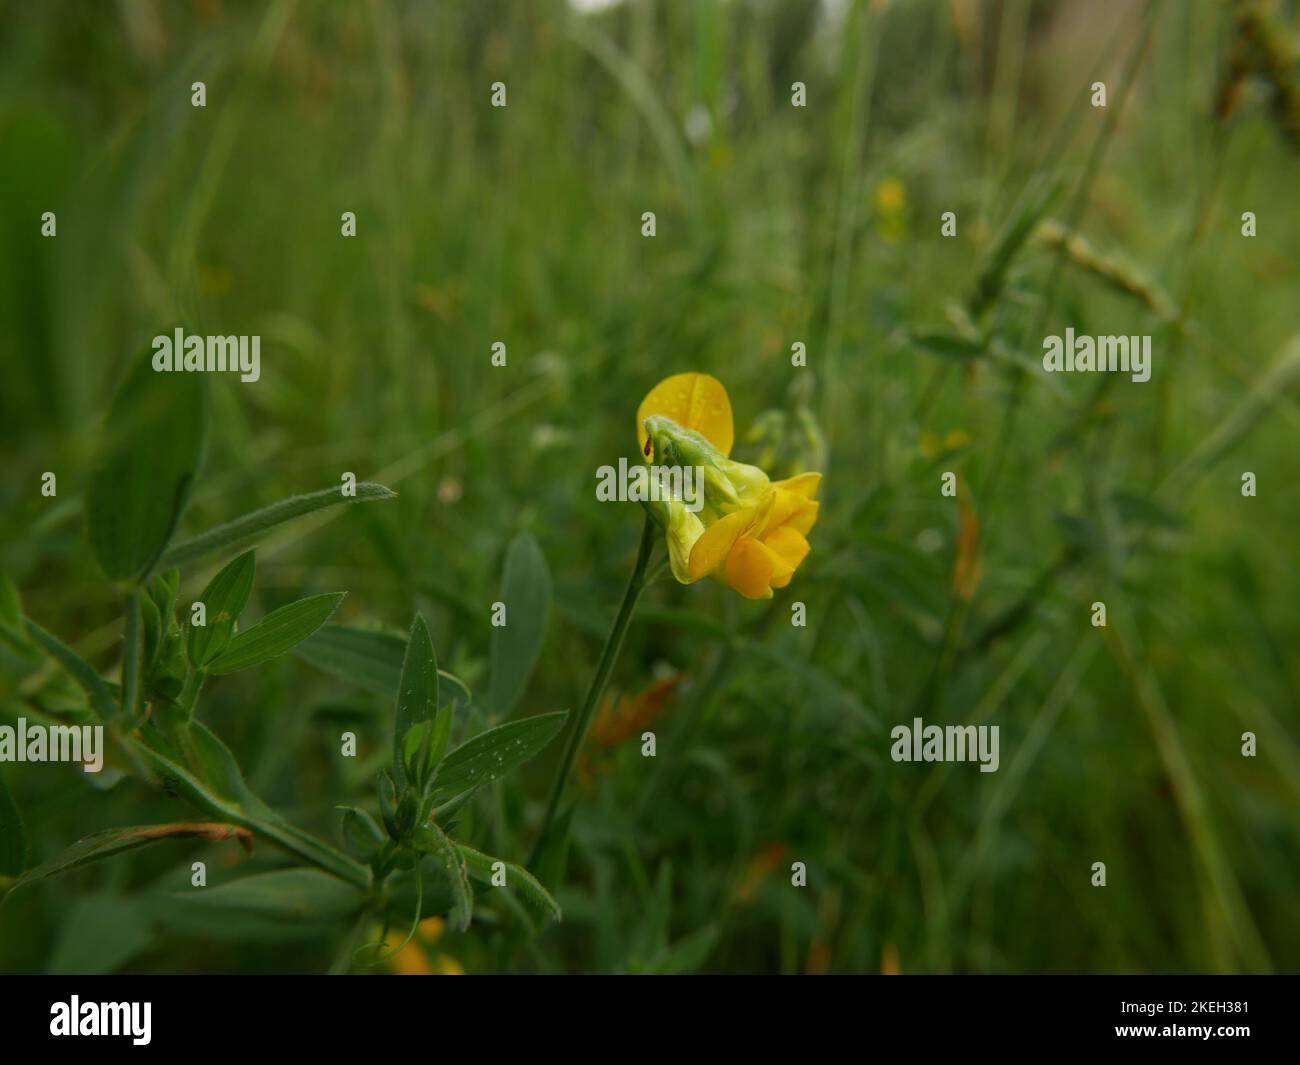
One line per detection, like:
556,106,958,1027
1,0,1298,974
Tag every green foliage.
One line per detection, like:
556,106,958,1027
2,0,1298,976
393,613,438,787
85,351,207,583
0,771,27,877
161,483,397,568
431,713,569,819
187,550,256,669
207,593,345,675
489,532,553,716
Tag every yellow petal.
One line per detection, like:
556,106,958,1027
435,953,466,976
637,373,734,458
389,941,435,976
763,489,819,537
664,503,706,584
761,526,810,587
688,506,755,580
723,537,793,599
769,472,821,499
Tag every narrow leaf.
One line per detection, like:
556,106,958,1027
416,823,472,932
0,575,23,642
139,593,162,671
431,711,568,816
458,842,561,924
122,593,142,721
5,822,251,895
0,769,29,876
162,869,365,929
46,894,155,974
337,806,384,861
86,350,207,582
25,619,118,720
207,592,345,675
967,174,1064,317
428,704,453,772
128,727,369,888
489,532,552,716
161,483,396,568
294,623,472,705
187,549,256,669
639,924,720,974
393,613,438,786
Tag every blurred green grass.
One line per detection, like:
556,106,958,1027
1,0,1298,974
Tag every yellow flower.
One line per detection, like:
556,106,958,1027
872,177,906,214
686,472,821,599
635,373,822,599
872,177,907,243
384,917,466,976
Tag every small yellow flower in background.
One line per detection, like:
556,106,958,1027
873,177,905,213
920,427,972,459
384,916,465,976
872,177,908,243
636,372,823,600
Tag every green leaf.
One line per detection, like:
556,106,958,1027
967,174,1064,317
293,623,473,705
45,893,155,974
141,570,178,673
4,822,251,895
911,328,984,362
0,575,24,643
161,869,365,934
337,806,385,861
187,549,256,669
127,726,369,888
139,592,162,671
25,619,118,721
122,593,142,720
160,483,396,568
296,625,405,694
207,592,345,675
489,532,552,716
86,350,207,582
0,769,29,877
187,721,265,810
415,823,471,932
401,721,435,791
636,924,720,974
393,613,438,787
427,704,453,774
458,842,561,924
431,711,568,816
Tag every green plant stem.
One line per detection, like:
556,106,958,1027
178,670,206,716
531,513,657,864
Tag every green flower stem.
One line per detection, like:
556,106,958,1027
531,512,658,863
